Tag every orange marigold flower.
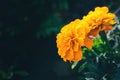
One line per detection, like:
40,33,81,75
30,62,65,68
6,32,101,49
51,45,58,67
56,6,116,62
83,6,116,49
56,19,89,62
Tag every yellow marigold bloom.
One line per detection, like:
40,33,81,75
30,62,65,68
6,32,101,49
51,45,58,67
83,6,116,49
56,19,89,62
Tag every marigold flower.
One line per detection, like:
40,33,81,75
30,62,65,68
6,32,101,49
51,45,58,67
56,19,89,62
56,6,116,62
83,6,116,49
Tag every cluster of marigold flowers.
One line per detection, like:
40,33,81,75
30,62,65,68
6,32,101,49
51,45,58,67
56,6,116,62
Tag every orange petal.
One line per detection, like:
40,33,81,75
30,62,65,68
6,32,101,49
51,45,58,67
64,48,74,61
73,49,83,62
84,37,93,49
101,25,113,31
88,27,100,37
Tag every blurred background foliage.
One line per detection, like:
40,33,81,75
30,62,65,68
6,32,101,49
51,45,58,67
0,0,120,80
0,0,120,38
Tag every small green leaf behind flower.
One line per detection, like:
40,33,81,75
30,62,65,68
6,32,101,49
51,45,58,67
71,62,78,69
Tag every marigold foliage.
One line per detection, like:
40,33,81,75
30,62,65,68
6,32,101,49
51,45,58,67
56,6,116,62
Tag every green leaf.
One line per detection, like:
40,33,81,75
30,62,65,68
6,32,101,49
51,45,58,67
71,62,78,69
88,63,98,72
82,56,87,60
78,62,87,73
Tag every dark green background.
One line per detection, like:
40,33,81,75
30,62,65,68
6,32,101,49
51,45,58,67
0,0,119,80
